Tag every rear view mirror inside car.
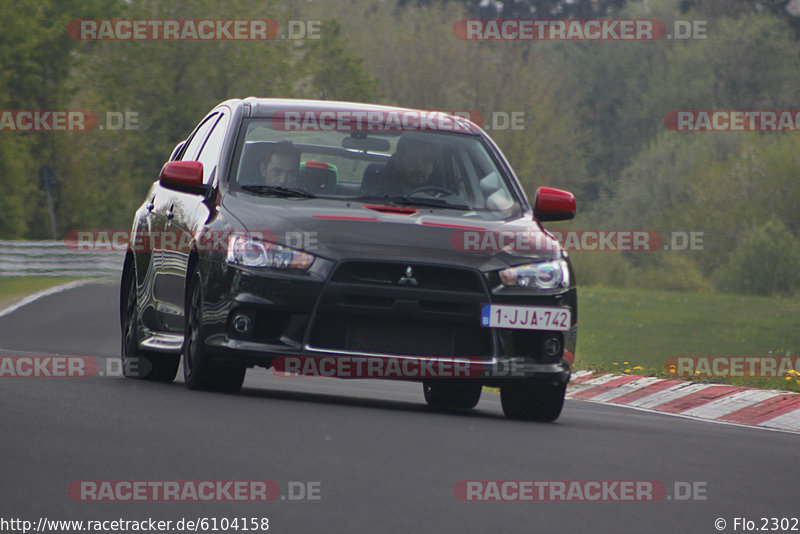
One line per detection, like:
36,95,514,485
342,135,391,153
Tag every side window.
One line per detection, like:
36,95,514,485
196,113,230,185
180,113,218,162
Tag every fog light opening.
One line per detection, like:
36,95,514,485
232,313,253,336
543,336,562,358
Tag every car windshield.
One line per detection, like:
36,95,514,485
231,118,521,218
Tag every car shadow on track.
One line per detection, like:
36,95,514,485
237,384,504,419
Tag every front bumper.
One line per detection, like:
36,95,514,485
198,255,576,385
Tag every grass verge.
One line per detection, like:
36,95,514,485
577,286,800,392
0,276,82,307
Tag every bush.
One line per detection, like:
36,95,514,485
716,219,800,296
570,248,712,292
633,254,713,293
569,252,633,288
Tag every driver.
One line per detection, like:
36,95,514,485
381,136,438,196
260,141,301,187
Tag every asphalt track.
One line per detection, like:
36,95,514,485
0,282,797,534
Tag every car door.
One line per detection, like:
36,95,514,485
159,111,231,332
150,112,220,331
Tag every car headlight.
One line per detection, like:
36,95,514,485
499,259,569,289
226,235,314,270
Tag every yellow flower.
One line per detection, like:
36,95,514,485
695,371,701,375
633,366,643,370
786,376,792,381
623,361,629,365
612,362,618,366
624,368,631,373
669,369,676,374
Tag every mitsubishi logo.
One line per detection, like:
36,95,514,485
398,266,418,286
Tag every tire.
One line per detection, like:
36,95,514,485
423,380,482,410
183,274,246,393
121,267,179,382
500,380,566,422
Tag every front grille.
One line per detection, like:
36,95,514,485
309,313,493,357
331,261,484,293
309,260,493,358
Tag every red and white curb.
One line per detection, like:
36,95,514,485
567,371,800,434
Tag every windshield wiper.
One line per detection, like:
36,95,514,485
357,195,469,211
241,185,315,198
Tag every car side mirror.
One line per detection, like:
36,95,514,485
534,187,576,222
159,161,208,195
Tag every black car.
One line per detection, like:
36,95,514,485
120,97,577,421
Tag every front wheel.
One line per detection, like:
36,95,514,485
500,380,566,422
183,274,246,393
120,267,179,382
423,380,482,410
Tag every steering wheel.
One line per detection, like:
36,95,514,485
406,185,457,198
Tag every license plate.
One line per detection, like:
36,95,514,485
481,304,571,331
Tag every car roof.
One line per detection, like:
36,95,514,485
228,97,481,135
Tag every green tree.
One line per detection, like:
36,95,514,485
0,0,117,238
303,0,589,197
54,0,381,233
301,20,380,101
643,13,800,121
669,134,800,275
